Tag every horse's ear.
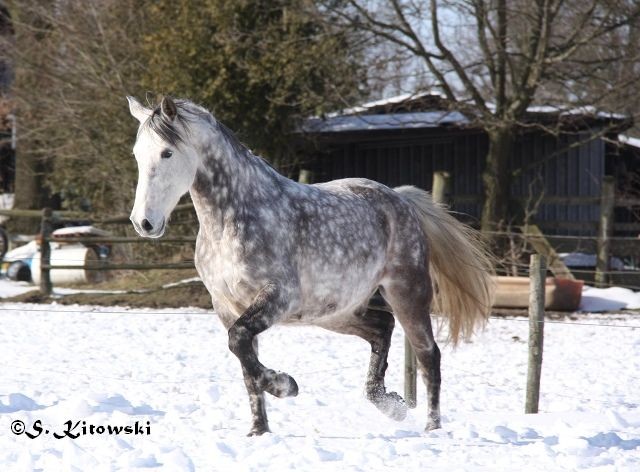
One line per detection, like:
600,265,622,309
127,96,152,123
160,96,178,121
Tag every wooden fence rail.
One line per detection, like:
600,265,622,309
41,263,194,271
0,206,199,295
0,203,195,224
51,236,196,244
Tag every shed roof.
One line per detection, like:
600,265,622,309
304,92,632,135
302,110,468,133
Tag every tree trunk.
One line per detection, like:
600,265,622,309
10,148,47,233
481,126,515,232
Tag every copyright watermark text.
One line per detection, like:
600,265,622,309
11,419,151,439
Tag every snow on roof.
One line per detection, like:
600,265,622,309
307,93,630,134
328,91,445,118
302,110,469,133
525,104,628,120
619,134,640,149
482,103,628,120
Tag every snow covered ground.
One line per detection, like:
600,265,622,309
0,300,637,471
0,279,35,298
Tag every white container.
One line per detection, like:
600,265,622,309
31,243,103,285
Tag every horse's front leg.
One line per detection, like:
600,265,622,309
216,309,270,435
228,283,299,433
241,346,270,436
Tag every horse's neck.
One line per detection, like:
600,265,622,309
189,126,290,237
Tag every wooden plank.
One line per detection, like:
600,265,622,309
521,224,575,280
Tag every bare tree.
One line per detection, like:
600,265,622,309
1,0,147,231
4,0,372,226
322,0,640,231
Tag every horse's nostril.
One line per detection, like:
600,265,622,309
141,219,153,232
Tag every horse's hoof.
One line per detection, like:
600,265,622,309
425,418,441,431
247,424,270,436
262,370,299,398
375,391,408,421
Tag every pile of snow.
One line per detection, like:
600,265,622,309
581,286,640,312
0,303,638,470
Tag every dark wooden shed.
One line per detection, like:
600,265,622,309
300,93,633,237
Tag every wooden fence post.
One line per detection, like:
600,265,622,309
404,338,417,408
596,176,615,288
298,169,313,184
39,208,53,296
432,171,451,205
404,171,452,408
525,254,546,414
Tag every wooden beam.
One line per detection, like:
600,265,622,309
521,224,575,280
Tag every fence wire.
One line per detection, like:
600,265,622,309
0,303,637,329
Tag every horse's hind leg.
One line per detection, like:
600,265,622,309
381,275,441,431
321,307,408,421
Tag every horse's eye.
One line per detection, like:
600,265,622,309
161,149,173,159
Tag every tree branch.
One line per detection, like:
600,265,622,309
509,0,553,117
387,0,457,101
430,0,489,113
495,0,507,114
546,6,640,65
472,0,496,90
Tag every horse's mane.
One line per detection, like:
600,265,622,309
214,112,279,174
142,99,246,151
143,98,278,173
142,100,193,146
216,120,253,157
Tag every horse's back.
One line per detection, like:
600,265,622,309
310,177,422,235
312,177,396,200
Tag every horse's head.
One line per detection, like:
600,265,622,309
127,96,199,238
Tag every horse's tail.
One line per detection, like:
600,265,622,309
394,185,495,345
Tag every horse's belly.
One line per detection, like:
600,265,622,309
292,260,383,323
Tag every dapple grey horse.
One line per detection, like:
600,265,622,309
127,96,494,436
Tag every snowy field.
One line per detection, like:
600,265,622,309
0,299,638,471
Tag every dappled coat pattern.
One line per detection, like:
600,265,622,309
127,96,494,436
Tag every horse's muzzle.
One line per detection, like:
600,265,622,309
131,215,166,239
